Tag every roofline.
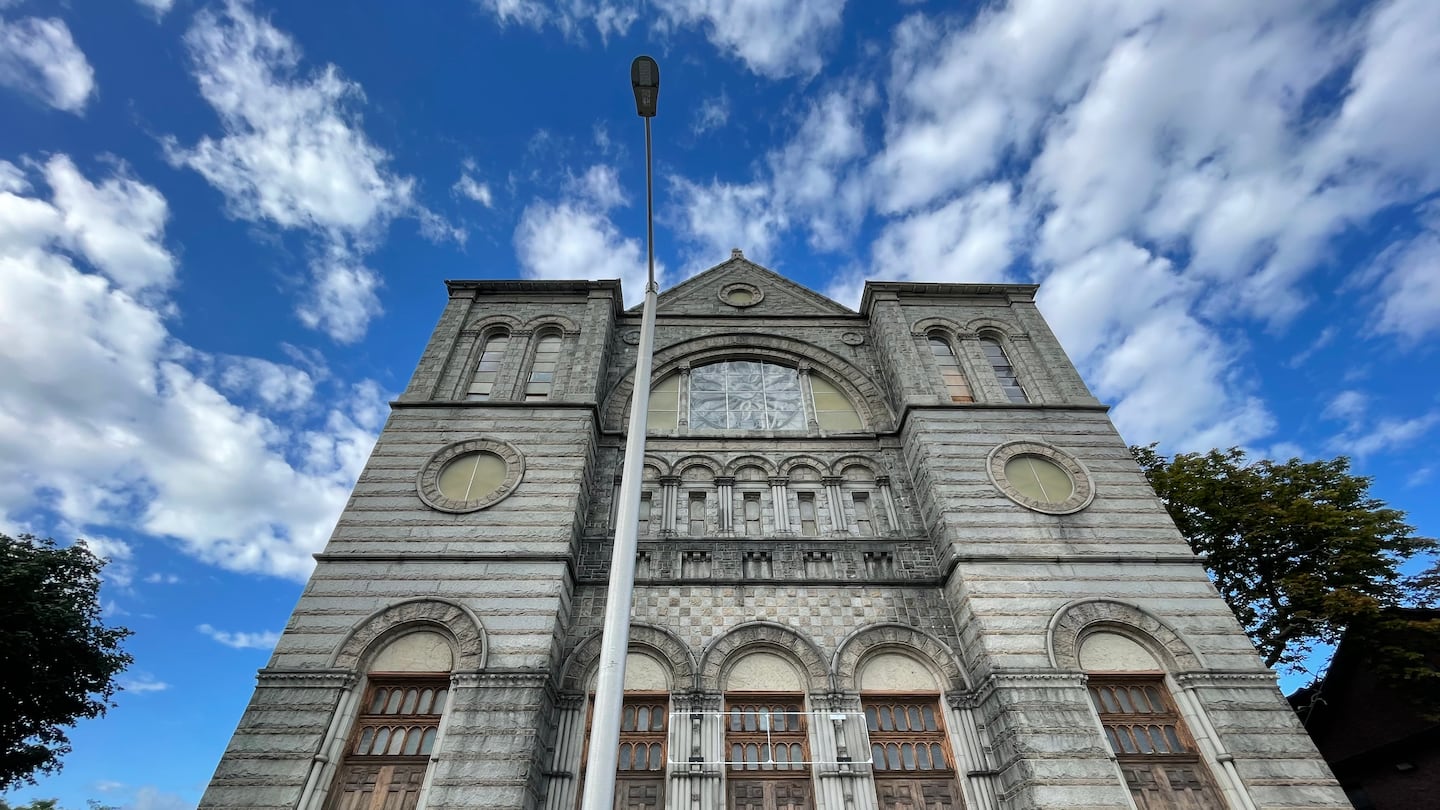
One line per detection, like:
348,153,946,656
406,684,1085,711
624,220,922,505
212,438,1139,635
859,281,1040,316
446,278,624,296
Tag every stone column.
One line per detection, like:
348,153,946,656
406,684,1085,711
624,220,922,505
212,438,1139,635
660,475,680,535
876,476,901,536
715,476,735,534
542,692,586,810
769,476,791,533
797,363,819,430
811,692,872,810
823,477,848,534
676,364,691,432
946,691,1000,810
668,692,723,810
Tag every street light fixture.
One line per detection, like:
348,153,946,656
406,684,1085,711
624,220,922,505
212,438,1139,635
580,56,661,810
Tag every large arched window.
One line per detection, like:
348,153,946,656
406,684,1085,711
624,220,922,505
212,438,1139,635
858,652,963,810
577,653,672,810
723,652,814,810
646,361,862,434
466,329,510,401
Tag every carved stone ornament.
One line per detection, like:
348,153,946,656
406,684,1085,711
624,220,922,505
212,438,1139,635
986,440,1095,515
718,282,764,308
623,330,641,345
840,331,866,346
416,437,525,513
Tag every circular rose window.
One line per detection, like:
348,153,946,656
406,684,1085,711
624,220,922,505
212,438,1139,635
417,439,524,512
987,441,1093,514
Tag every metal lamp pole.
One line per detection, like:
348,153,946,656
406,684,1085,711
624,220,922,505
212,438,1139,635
580,55,660,810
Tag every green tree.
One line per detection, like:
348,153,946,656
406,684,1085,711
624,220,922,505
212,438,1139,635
0,534,133,790
1130,447,1436,671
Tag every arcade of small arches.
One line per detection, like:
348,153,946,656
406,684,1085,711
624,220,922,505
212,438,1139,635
615,454,905,539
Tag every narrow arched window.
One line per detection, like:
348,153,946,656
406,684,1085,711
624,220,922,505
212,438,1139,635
524,331,562,400
979,336,1027,403
927,335,974,403
466,329,510,401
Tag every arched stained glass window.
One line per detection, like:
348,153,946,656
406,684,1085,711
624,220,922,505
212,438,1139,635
645,360,862,434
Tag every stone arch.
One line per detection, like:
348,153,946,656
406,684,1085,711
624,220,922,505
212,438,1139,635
830,454,883,479
1047,599,1204,672
602,333,893,432
641,455,671,477
779,455,829,478
463,313,524,333
723,455,779,477
674,455,723,479
963,317,1025,339
560,623,698,693
522,314,580,335
331,598,486,672
911,316,964,338
833,623,970,693
700,621,830,693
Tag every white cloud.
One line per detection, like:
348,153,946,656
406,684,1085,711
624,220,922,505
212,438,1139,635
1334,411,1440,457
473,0,844,77
144,572,180,584
1323,390,1368,423
653,0,847,78
669,175,786,273
0,157,386,580
166,0,455,343
454,172,494,207
119,675,169,694
0,16,95,113
133,0,175,18
197,623,281,650
1371,231,1440,341
693,92,730,136
515,194,657,306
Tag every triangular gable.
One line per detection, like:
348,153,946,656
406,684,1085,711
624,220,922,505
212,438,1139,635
629,250,855,316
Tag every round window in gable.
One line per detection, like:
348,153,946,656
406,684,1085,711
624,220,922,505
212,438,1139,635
987,441,1093,514
719,282,763,308
417,438,525,512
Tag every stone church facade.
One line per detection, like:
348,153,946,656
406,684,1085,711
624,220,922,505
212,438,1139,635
200,253,1346,810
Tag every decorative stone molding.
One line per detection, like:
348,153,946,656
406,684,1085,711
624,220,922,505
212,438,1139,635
415,438,525,513
910,316,966,339
963,317,1027,339
699,621,830,693
560,623,698,693
840,331,865,346
521,314,581,335
779,455,829,477
833,623,972,692
1047,599,1203,672
722,455,779,477
673,455,724,478
450,671,550,688
1173,671,1277,686
331,598,486,672
600,332,890,433
985,440,1094,515
256,669,357,689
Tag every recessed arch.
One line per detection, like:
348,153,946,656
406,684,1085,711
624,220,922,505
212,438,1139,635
723,455,779,477
830,454,884,478
521,314,580,334
1048,599,1204,672
699,622,830,693
674,455,723,479
834,623,971,693
602,333,892,432
778,455,830,478
560,623,697,693
910,316,964,338
963,317,1024,339
331,598,486,672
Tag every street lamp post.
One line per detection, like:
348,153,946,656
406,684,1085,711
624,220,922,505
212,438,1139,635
579,55,660,810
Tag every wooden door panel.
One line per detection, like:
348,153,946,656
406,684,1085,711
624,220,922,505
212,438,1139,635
728,778,813,810
615,777,663,810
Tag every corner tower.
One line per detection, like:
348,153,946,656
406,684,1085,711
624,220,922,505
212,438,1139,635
201,254,1346,810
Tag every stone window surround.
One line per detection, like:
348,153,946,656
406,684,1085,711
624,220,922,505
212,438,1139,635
985,440,1094,515
416,438,526,513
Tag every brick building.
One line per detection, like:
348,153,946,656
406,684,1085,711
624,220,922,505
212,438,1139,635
200,253,1348,810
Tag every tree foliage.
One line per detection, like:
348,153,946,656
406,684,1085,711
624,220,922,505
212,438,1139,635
1131,446,1436,671
0,534,133,790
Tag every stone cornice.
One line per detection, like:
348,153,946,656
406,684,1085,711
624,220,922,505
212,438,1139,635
859,282,1039,315
255,668,357,688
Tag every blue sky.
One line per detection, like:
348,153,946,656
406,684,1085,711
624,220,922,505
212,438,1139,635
1,0,1438,807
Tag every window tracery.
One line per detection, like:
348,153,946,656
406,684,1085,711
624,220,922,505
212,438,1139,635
646,360,862,435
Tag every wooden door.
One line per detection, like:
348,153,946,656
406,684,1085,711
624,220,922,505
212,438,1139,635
727,778,813,810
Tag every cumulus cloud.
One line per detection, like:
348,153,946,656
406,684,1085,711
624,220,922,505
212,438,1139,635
119,675,169,694
515,167,658,306
0,16,95,113
473,0,845,78
197,623,282,650
165,0,457,343
0,157,386,580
